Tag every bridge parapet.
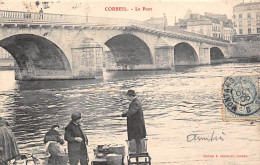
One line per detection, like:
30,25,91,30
128,25,230,46
0,10,86,25
0,10,167,30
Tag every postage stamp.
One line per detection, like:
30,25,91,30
222,76,260,121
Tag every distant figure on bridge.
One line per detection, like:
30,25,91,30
0,117,20,164
39,8,43,19
121,89,147,153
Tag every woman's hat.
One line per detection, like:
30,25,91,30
51,123,60,129
126,90,136,96
71,113,82,121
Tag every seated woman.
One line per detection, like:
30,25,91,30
44,123,64,145
44,123,65,164
0,118,20,165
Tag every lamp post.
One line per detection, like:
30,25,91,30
85,0,89,24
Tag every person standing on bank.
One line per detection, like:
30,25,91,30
122,90,147,153
0,117,20,164
65,113,89,165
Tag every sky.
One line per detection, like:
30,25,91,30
0,0,253,25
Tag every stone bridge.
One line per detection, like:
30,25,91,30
0,10,230,80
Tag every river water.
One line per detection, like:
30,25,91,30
0,63,260,165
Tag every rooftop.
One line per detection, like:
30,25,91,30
234,2,260,8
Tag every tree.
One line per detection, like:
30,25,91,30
35,1,39,7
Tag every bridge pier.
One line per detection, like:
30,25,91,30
199,43,211,65
15,66,72,80
154,46,174,69
104,50,119,70
71,36,103,79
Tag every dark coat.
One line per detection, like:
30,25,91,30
122,98,146,140
44,129,64,145
64,121,88,152
0,125,20,162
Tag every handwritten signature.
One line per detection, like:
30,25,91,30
186,131,226,142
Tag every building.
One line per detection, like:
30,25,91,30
233,2,260,36
0,48,13,60
223,21,233,41
144,14,168,30
172,11,234,41
0,48,14,69
231,1,260,60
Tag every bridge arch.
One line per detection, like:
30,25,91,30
0,34,72,79
210,47,225,61
104,34,153,70
174,42,199,66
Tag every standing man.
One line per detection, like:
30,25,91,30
65,113,88,165
122,90,146,153
39,8,43,19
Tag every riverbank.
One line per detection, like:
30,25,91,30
211,57,260,65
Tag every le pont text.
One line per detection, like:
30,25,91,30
105,7,152,11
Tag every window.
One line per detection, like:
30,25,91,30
239,29,243,34
239,14,242,18
257,28,260,34
207,29,211,36
248,28,251,34
233,15,236,19
247,13,251,19
248,21,251,26
239,21,242,27
257,20,260,25
257,12,260,19
200,26,203,34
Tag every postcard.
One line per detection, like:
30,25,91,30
0,0,259,165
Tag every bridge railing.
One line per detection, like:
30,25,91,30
0,10,86,24
165,28,229,43
0,10,164,29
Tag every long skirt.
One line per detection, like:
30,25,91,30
0,126,20,162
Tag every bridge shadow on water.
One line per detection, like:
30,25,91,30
16,78,102,91
16,65,198,91
104,65,198,79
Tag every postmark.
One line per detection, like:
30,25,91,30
222,76,259,121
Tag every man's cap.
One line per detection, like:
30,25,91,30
71,113,82,121
126,90,136,96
